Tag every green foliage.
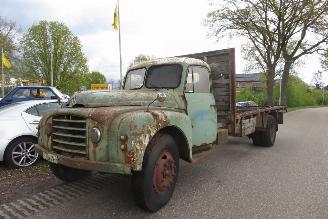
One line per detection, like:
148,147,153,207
237,76,328,107
82,71,107,90
21,20,89,95
286,76,327,107
237,88,267,106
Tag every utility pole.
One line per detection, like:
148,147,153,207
279,77,282,105
47,25,54,87
322,86,325,105
117,0,123,89
51,45,53,87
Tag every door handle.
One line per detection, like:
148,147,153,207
30,121,39,125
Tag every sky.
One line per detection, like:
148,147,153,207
0,0,326,85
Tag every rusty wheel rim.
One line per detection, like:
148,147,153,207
153,150,176,196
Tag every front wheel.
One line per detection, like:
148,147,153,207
132,134,179,212
49,163,91,182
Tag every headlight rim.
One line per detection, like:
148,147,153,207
90,127,102,144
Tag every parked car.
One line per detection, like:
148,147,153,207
0,86,69,108
236,101,258,108
0,100,62,168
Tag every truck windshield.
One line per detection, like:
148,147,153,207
145,64,182,89
124,68,146,89
124,64,182,90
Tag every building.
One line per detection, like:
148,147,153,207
236,73,265,91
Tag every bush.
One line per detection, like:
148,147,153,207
237,76,328,107
237,88,267,106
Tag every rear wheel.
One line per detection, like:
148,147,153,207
49,163,90,182
251,115,277,147
4,137,39,168
132,134,179,212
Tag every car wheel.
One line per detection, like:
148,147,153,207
4,137,39,168
132,134,179,212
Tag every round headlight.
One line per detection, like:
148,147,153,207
90,127,101,143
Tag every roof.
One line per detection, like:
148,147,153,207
128,57,210,71
236,73,262,82
0,100,58,117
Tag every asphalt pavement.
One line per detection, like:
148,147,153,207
2,107,328,218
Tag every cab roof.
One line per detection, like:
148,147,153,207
128,57,210,71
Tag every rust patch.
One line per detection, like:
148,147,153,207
126,150,137,169
90,109,108,128
149,111,169,129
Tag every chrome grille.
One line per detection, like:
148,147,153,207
52,115,87,158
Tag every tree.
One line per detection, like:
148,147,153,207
311,70,323,88
83,71,107,89
0,17,24,88
279,1,328,105
205,0,328,105
0,16,18,57
21,21,89,94
129,54,155,67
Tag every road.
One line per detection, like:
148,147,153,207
1,107,328,218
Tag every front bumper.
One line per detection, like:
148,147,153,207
36,145,132,175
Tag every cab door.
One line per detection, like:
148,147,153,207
185,66,217,147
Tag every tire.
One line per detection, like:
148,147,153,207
49,163,90,182
251,132,263,146
252,115,277,147
132,134,179,212
4,137,39,168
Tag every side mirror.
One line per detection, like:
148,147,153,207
5,99,12,103
157,92,166,102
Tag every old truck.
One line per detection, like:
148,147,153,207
36,48,285,212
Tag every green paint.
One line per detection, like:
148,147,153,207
185,93,217,146
37,57,218,174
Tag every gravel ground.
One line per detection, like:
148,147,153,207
0,161,60,204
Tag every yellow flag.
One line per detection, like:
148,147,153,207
2,52,12,69
112,4,119,31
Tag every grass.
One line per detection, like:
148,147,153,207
287,105,327,112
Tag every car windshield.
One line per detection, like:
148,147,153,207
124,64,182,90
124,68,146,89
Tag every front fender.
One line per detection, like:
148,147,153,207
117,109,192,171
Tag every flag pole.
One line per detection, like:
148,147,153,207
117,0,123,89
1,48,4,98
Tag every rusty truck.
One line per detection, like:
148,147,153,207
36,48,285,212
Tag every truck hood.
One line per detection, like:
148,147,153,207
67,90,185,109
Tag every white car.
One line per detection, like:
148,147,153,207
0,100,62,168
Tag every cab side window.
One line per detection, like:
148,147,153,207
25,106,38,116
12,88,31,99
39,89,56,98
25,102,61,117
36,102,61,116
185,66,210,93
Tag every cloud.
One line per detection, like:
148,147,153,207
0,0,325,85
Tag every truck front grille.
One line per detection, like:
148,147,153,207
51,115,87,158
